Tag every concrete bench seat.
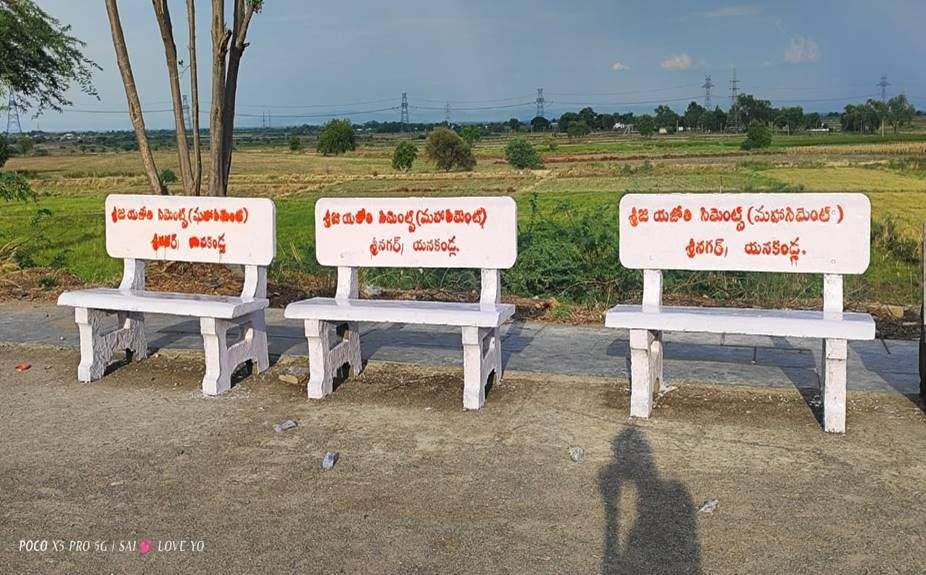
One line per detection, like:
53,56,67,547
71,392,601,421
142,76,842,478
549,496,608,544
57,194,276,396
58,288,269,319
284,196,518,409
605,305,875,340
285,297,514,328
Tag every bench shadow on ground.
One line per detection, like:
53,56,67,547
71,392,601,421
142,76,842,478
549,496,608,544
599,427,701,574
605,334,827,428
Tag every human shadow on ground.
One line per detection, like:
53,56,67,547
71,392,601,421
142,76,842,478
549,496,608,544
598,427,701,575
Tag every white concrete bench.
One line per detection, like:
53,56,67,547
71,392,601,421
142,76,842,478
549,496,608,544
57,194,276,395
284,197,517,409
605,193,875,433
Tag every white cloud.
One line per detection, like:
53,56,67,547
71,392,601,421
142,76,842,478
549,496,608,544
705,4,760,18
611,61,630,71
784,36,820,63
660,53,693,71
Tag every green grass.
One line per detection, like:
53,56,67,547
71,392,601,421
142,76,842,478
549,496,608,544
2,133,924,309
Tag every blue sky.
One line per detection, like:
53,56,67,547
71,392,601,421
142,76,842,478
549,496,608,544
24,0,926,131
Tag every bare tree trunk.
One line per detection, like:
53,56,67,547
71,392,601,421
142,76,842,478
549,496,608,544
105,0,165,195
186,0,201,195
152,0,194,195
207,0,230,196
220,0,256,186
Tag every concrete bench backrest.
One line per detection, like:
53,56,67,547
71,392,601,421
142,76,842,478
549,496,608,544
619,193,871,275
315,197,518,270
105,194,276,266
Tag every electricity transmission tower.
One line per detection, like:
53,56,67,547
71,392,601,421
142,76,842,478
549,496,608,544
877,74,890,102
535,88,545,118
702,75,714,109
444,101,451,125
5,91,22,135
400,92,409,131
729,68,740,131
182,94,191,128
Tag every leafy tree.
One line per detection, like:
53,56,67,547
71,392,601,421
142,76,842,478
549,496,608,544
316,118,357,156
803,112,821,130
506,118,521,132
16,136,34,155
577,107,597,128
595,113,615,131
530,116,551,132
392,140,417,171
732,94,774,127
841,103,880,133
505,137,543,169
425,127,475,171
654,105,679,131
567,119,590,139
683,101,705,130
774,106,804,133
741,120,772,150
458,125,483,146
887,94,915,133
702,107,726,132
0,0,98,113
636,115,655,137
558,112,579,133
288,134,303,151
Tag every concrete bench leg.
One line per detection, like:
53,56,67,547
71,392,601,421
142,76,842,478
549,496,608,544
462,326,499,410
74,308,147,382
822,338,848,433
629,329,663,418
304,320,362,399
200,313,268,396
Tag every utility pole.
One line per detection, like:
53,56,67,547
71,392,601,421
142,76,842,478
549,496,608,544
535,88,545,118
5,91,22,136
729,68,740,132
877,74,890,102
400,92,409,132
702,75,714,109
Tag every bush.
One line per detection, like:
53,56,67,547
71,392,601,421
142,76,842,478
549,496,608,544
424,127,475,171
544,135,558,151
317,119,356,156
17,136,33,155
289,134,303,152
0,171,32,202
159,168,177,186
392,140,417,171
741,120,772,150
458,125,483,146
504,137,543,169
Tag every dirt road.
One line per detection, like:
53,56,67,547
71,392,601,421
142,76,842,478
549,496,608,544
1,344,924,574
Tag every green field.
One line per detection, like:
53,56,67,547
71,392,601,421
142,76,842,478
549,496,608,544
2,131,925,315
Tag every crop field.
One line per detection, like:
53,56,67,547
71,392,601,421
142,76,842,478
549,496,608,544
2,131,925,322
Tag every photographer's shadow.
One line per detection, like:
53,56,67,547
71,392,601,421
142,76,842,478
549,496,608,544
599,428,701,574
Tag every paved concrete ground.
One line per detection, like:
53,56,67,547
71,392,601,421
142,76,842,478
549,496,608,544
1,302,920,398
1,346,925,574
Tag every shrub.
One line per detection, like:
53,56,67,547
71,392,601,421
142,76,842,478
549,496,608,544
504,137,543,169
741,120,772,150
289,134,303,152
159,168,177,186
317,119,357,156
458,125,483,146
544,135,558,151
392,140,417,171
424,127,475,171
16,136,33,155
